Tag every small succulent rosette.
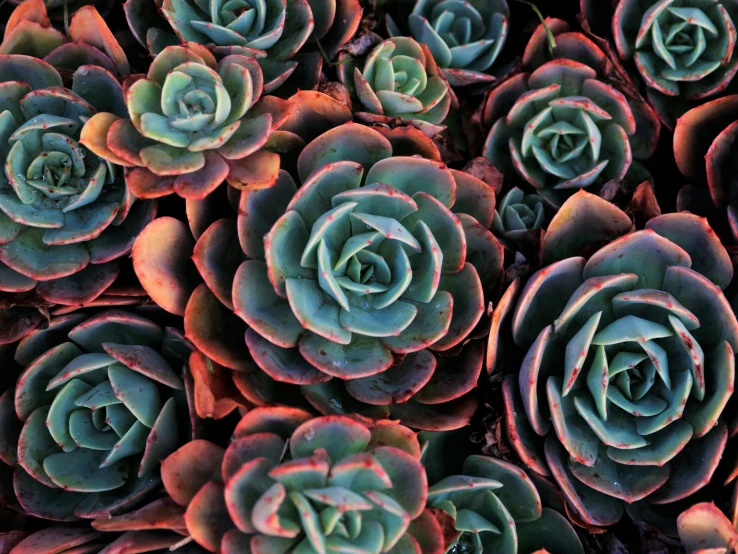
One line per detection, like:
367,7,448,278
0,0,129,78
386,0,509,87
82,45,289,201
427,455,583,554
496,190,738,528
673,94,738,207
6,526,208,554
580,0,738,128
338,37,452,129
677,502,738,554
148,407,445,553
124,0,361,94
0,309,197,521
492,187,545,242
0,55,155,306
131,109,503,431
482,58,649,206
521,17,661,164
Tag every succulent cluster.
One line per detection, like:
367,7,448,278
4,0,738,552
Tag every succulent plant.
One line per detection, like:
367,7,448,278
123,0,361,94
386,0,510,87
131,106,501,430
338,37,452,127
81,44,289,200
673,94,738,206
156,407,444,552
579,0,738,128
0,309,197,521
7,526,209,554
499,190,738,527
677,502,738,554
482,58,642,205
521,17,661,155
426,455,583,554
492,187,545,240
0,55,155,306
0,0,129,77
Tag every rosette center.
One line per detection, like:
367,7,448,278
153,62,238,146
430,2,486,47
519,97,610,188
638,5,721,79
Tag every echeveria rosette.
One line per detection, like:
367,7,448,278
521,17,661,165
128,98,495,430
673,94,738,207
677,502,738,553
611,0,738,128
492,187,545,242
0,55,155,306
235,122,502,429
0,0,129,77
81,45,286,200
502,190,738,528
482,59,639,207
386,0,509,87
338,37,452,128
426,455,583,554
157,407,444,553
0,309,198,522
124,0,361,94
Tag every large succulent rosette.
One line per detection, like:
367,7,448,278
386,0,510,87
156,407,444,553
123,0,361,94
236,122,501,428
82,45,286,200
608,0,738,128
0,55,155,306
673,94,738,206
500,190,738,527
0,0,129,77
338,37,452,127
0,309,197,521
427,455,583,554
482,59,641,206
132,107,502,431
